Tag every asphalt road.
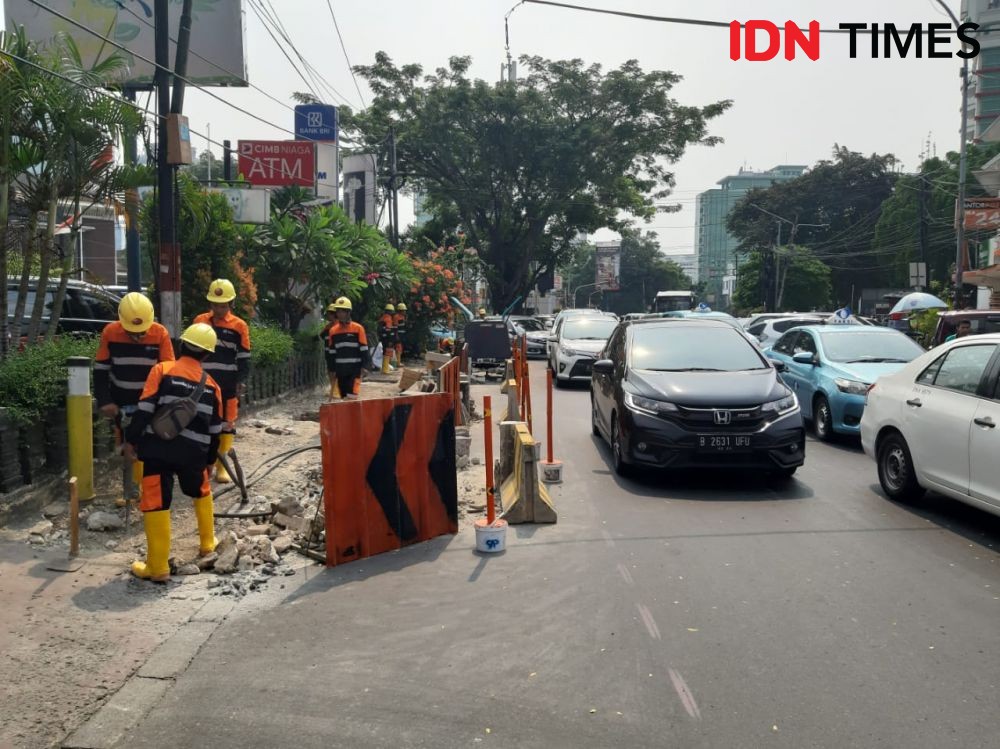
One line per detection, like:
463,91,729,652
119,362,1000,749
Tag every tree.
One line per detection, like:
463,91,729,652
346,53,729,311
727,146,898,305
181,149,220,183
871,143,1000,293
732,246,831,313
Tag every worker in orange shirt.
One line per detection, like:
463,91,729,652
94,292,174,507
378,303,397,373
393,302,408,361
324,297,371,399
193,279,251,484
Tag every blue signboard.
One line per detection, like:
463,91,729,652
294,104,338,142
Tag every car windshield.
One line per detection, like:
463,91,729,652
514,318,545,331
819,331,924,363
631,325,769,371
562,318,617,340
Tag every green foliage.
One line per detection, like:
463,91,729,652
293,321,324,354
0,336,98,426
908,307,945,347
248,325,294,368
346,53,729,311
733,247,832,313
727,146,898,304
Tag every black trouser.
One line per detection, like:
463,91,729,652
139,458,211,512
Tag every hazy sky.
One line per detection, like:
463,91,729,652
3,1,969,256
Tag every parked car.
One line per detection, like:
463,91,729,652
503,315,549,358
747,316,828,348
548,315,619,386
6,278,122,338
929,310,1000,347
547,308,616,362
534,314,555,329
590,318,805,477
861,334,1000,518
766,325,925,440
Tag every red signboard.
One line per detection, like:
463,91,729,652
237,140,315,188
962,197,1000,231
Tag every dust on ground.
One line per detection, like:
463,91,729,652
0,370,485,749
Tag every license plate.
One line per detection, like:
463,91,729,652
698,435,752,451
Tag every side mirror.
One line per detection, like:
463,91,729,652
547,335,558,343
792,351,816,365
772,360,787,373
592,359,615,376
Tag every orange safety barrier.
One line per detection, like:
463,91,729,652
484,395,495,524
522,336,533,434
438,354,463,426
320,393,458,567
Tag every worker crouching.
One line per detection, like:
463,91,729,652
324,297,371,399
125,323,224,582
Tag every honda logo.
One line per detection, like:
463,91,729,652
713,410,732,425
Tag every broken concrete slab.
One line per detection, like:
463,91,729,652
86,511,123,532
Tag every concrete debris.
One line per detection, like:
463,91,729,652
196,552,218,571
176,564,200,576
28,519,54,536
213,532,240,574
105,540,118,550
252,536,280,565
248,419,270,429
265,426,294,436
272,534,294,555
237,555,255,572
245,524,271,536
42,502,66,518
457,456,470,470
29,534,46,545
276,497,305,517
294,411,320,422
86,511,124,532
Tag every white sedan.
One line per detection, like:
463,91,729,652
548,316,619,386
860,333,1000,518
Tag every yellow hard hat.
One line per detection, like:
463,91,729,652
118,292,154,333
478,308,486,315
331,296,352,311
385,303,396,312
206,278,236,303
396,303,407,312
180,322,218,353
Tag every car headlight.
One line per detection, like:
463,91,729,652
761,390,799,416
560,346,584,357
624,392,679,416
834,378,870,396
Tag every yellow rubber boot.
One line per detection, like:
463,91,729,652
193,494,218,555
381,352,392,374
131,510,171,582
215,433,234,484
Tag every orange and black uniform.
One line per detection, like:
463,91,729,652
125,358,224,511
325,321,369,396
193,310,250,425
94,321,175,409
378,312,396,354
393,312,407,358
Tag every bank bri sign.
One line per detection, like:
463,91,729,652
294,104,338,142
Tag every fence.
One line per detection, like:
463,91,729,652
0,352,326,504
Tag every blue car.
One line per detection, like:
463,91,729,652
765,325,925,440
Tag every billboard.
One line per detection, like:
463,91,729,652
962,197,1000,231
294,104,338,142
595,241,621,291
5,0,247,86
238,141,315,188
315,143,339,201
342,154,377,225
206,188,271,225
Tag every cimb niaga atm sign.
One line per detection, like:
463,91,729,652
238,140,316,188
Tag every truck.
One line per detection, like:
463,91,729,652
653,290,696,313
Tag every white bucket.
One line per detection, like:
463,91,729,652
540,460,563,484
474,518,508,553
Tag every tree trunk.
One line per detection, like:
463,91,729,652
9,210,36,345
25,199,57,344
0,98,10,360
46,195,80,339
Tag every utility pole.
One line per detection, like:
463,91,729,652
123,87,142,292
223,139,232,182
154,0,178,335
388,126,399,248
918,173,928,290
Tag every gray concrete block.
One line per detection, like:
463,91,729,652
136,621,217,679
62,677,169,749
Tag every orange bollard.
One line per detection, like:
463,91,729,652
484,395,495,524
524,347,533,435
540,367,563,484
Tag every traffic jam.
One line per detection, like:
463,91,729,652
531,295,1000,519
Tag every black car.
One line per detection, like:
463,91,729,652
590,318,806,477
7,279,122,337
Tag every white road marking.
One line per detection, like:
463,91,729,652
668,667,702,720
617,562,634,586
636,603,661,640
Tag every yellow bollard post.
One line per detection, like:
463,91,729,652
66,357,95,501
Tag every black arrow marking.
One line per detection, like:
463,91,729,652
366,404,418,542
429,409,458,525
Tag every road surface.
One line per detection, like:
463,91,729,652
117,361,1000,749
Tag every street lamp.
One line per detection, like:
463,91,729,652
572,282,598,307
934,0,970,307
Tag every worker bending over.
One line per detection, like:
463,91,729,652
125,323,223,582
324,297,371,399
194,279,250,483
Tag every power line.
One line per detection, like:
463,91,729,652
326,0,367,108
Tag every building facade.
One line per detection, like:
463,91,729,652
963,0,1000,139
695,165,807,308
669,252,698,284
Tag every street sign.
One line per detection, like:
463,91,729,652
294,104,338,142
595,241,621,291
237,140,315,188
909,262,927,288
961,197,1000,230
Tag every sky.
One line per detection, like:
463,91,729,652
2,0,969,258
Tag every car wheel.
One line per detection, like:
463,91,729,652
877,433,925,502
591,395,601,437
813,395,833,441
554,375,565,389
611,417,632,477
